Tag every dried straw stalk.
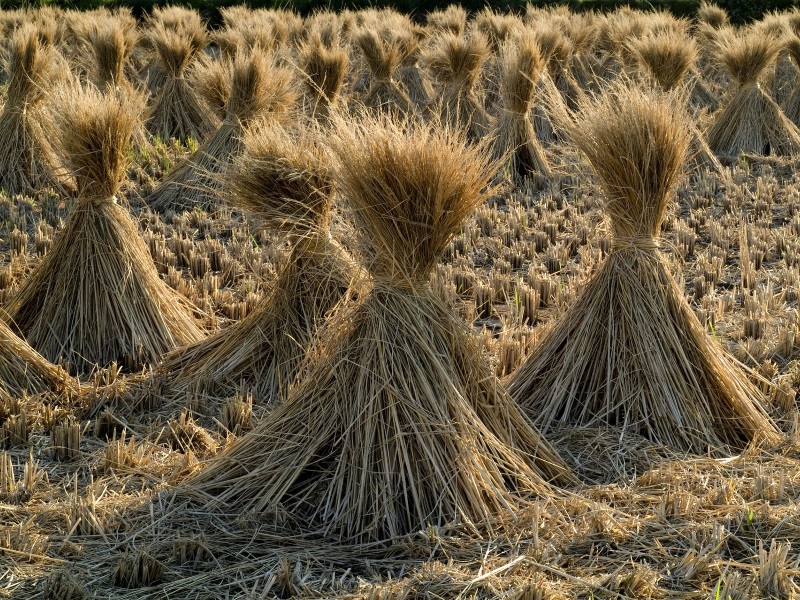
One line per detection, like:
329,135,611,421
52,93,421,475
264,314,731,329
147,48,297,213
507,83,780,455
0,25,71,196
5,87,204,375
298,31,349,122
186,116,571,543
158,124,355,403
491,36,552,187
707,29,800,158
780,35,800,128
146,21,216,144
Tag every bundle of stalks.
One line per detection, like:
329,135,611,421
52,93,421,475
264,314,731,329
697,1,729,29
142,7,207,93
507,83,780,455
191,56,230,121
298,32,349,121
491,37,552,187
559,13,601,92
0,25,71,197
426,5,468,36
5,87,204,375
707,29,800,158
89,23,138,93
0,319,77,399
303,11,345,49
157,124,355,404
628,32,722,173
473,9,521,54
185,116,571,543
527,29,573,146
147,48,297,213
353,28,415,115
421,31,491,141
146,21,216,144
781,35,800,128
534,27,583,110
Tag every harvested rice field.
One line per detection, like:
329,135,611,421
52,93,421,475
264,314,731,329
4,3,800,598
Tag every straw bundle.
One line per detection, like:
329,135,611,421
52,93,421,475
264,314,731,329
781,35,800,128
707,29,800,158
697,2,729,29
158,125,354,403
147,48,297,213
426,5,468,36
5,87,203,375
142,7,207,92
0,319,76,399
421,31,491,141
491,37,551,187
191,55,231,121
89,22,138,93
146,20,216,144
507,84,780,455
0,25,70,196
186,116,570,543
298,32,349,121
353,28,414,115
628,32,722,174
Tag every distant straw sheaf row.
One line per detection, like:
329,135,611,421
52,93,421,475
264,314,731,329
6,4,800,208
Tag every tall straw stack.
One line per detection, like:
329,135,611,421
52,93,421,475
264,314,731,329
147,48,297,213
707,28,800,158
421,31,491,141
507,83,780,455
89,22,138,94
5,87,204,375
185,116,571,543
145,20,216,144
491,36,552,187
0,25,70,196
142,7,207,93
156,124,355,403
628,32,722,174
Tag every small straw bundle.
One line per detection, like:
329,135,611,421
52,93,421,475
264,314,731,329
5,87,204,375
185,116,571,543
421,31,491,141
157,124,355,403
145,20,216,144
147,48,297,213
297,31,349,121
707,29,800,158
491,36,552,187
426,5,468,36
696,1,729,29
0,319,77,399
89,22,138,94
141,7,207,93
781,35,800,128
507,83,780,455
628,32,722,174
353,27,415,115
0,25,70,197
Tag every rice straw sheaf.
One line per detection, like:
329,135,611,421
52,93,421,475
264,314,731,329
145,20,217,144
707,29,800,158
628,32,722,174
191,55,230,122
353,28,414,115
0,25,71,197
421,31,491,142
147,48,298,213
185,116,571,544
426,5,468,36
297,31,349,121
781,35,800,128
156,124,355,404
89,21,138,94
507,83,781,456
490,37,552,188
697,1,729,29
4,86,204,376
141,7,207,93
0,318,77,399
